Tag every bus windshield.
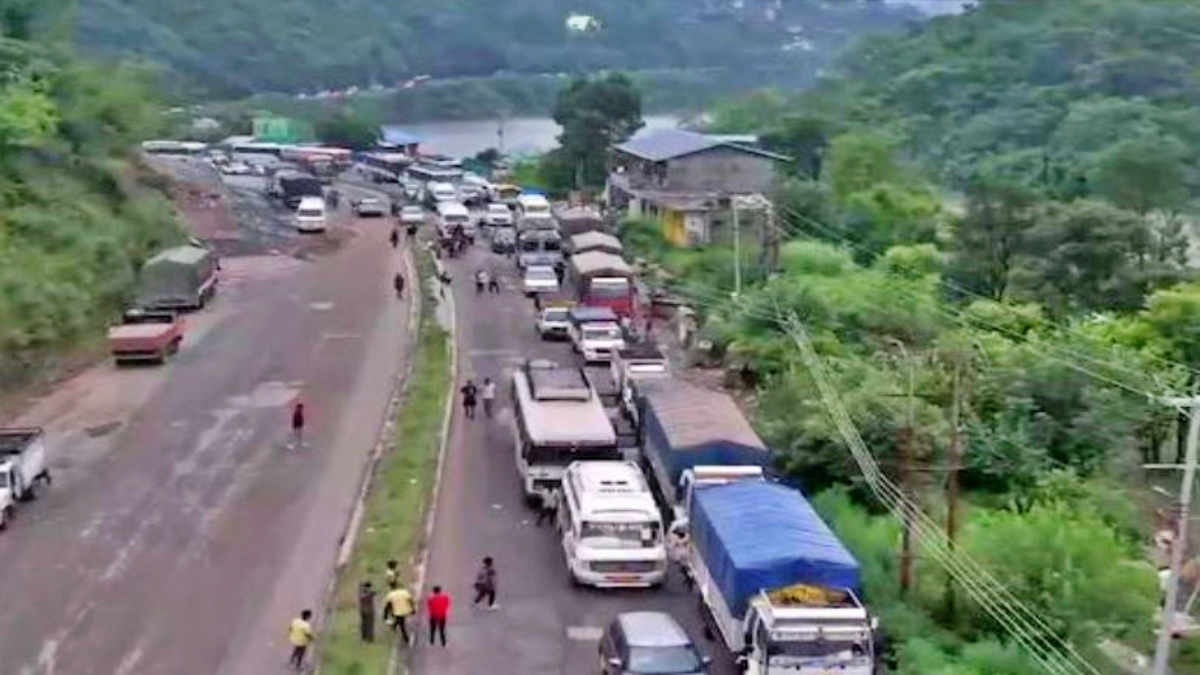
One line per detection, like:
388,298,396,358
526,445,617,465
580,521,661,549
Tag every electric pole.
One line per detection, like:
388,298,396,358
732,197,742,296
1152,397,1200,675
944,360,965,619
888,338,917,596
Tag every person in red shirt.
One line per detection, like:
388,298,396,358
426,585,450,646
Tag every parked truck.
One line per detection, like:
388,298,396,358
135,244,219,311
271,170,324,209
107,309,185,365
635,379,773,524
688,481,876,675
0,428,51,529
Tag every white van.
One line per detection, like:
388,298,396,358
295,196,327,232
557,460,666,588
517,194,551,220
436,201,475,241
428,182,458,203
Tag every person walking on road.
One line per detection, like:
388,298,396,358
287,609,315,671
488,274,501,294
358,581,378,642
536,488,559,527
475,269,489,295
407,222,418,240
389,226,400,249
460,380,478,420
393,271,406,300
481,378,497,418
426,585,450,646
472,557,498,610
668,523,692,590
384,583,416,646
291,401,306,449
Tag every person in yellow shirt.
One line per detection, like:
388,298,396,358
383,585,416,646
287,609,315,671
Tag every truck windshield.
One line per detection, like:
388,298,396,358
580,521,660,549
582,326,620,341
526,445,617,465
627,646,703,675
590,278,630,299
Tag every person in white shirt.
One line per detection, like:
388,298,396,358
481,378,497,418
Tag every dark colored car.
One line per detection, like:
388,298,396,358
600,612,710,675
491,226,516,254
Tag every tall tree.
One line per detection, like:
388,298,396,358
314,108,379,151
761,114,832,180
552,73,643,189
1091,131,1188,214
950,181,1039,300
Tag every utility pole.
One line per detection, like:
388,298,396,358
732,197,742,296
889,338,917,597
944,360,965,619
1152,397,1200,675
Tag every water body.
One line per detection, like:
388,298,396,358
388,115,682,159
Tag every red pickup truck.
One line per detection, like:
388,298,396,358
107,310,185,365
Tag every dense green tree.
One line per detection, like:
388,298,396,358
761,114,833,180
551,73,642,189
1091,131,1188,214
826,132,905,203
314,108,379,151
949,181,1039,300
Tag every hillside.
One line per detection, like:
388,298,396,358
75,0,927,98
793,0,1200,201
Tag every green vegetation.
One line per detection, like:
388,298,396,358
314,108,380,152
546,73,644,191
77,0,926,99
626,0,1200,671
318,249,451,674
0,5,182,389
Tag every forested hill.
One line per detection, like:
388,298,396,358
795,0,1200,200
75,0,927,97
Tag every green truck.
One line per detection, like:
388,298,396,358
135,244,220,311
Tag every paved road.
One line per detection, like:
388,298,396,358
409,242,736,675
0,173,412,675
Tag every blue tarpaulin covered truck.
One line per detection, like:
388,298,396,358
687,481,876,675
636,379,773,522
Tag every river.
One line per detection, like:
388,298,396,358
385,115,682,159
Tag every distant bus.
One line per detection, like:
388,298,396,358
408,163,463,184
359,152,413,183
229,141,285,158
510,360,619,503
142,140,207,156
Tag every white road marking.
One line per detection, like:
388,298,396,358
567,626,604,641
309,301,334,311
321,333,361,340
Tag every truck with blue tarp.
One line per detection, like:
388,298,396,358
687,480,877,675
635,379,773,524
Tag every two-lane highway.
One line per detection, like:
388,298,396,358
0,177,412,675
411,241,735,675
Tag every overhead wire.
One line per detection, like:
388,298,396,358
644,268,1105,674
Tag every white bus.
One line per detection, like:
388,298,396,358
359,152,412,183
142,140,207,156
558,460,667,588
517,194,551,220
510,360,620,502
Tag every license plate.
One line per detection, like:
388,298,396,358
607,575,638,583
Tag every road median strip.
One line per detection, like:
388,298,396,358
316,245,452,675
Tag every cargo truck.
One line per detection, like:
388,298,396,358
107,309,185,365
135,244,219,311
687,481,876,675
635,379,772,525
0,428,51,529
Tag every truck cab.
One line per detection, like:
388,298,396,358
0,428,50,530
568,306,625,363
611,344,668,424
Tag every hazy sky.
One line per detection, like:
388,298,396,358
889,0,965,16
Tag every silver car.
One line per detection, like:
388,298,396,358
599,612,709,675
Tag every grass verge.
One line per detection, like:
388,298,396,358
318,249,451,675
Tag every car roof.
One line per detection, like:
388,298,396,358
526,265,556,274
616,612,690,648
402,205,423,211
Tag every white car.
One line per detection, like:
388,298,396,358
400,205,426,226
353,197,387,217
221,161,252,176
485,204,514,227
522,265,560,296
536,304,573,340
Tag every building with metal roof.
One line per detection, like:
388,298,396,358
607,129,790,248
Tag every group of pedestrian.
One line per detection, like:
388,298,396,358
459,378,497,419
